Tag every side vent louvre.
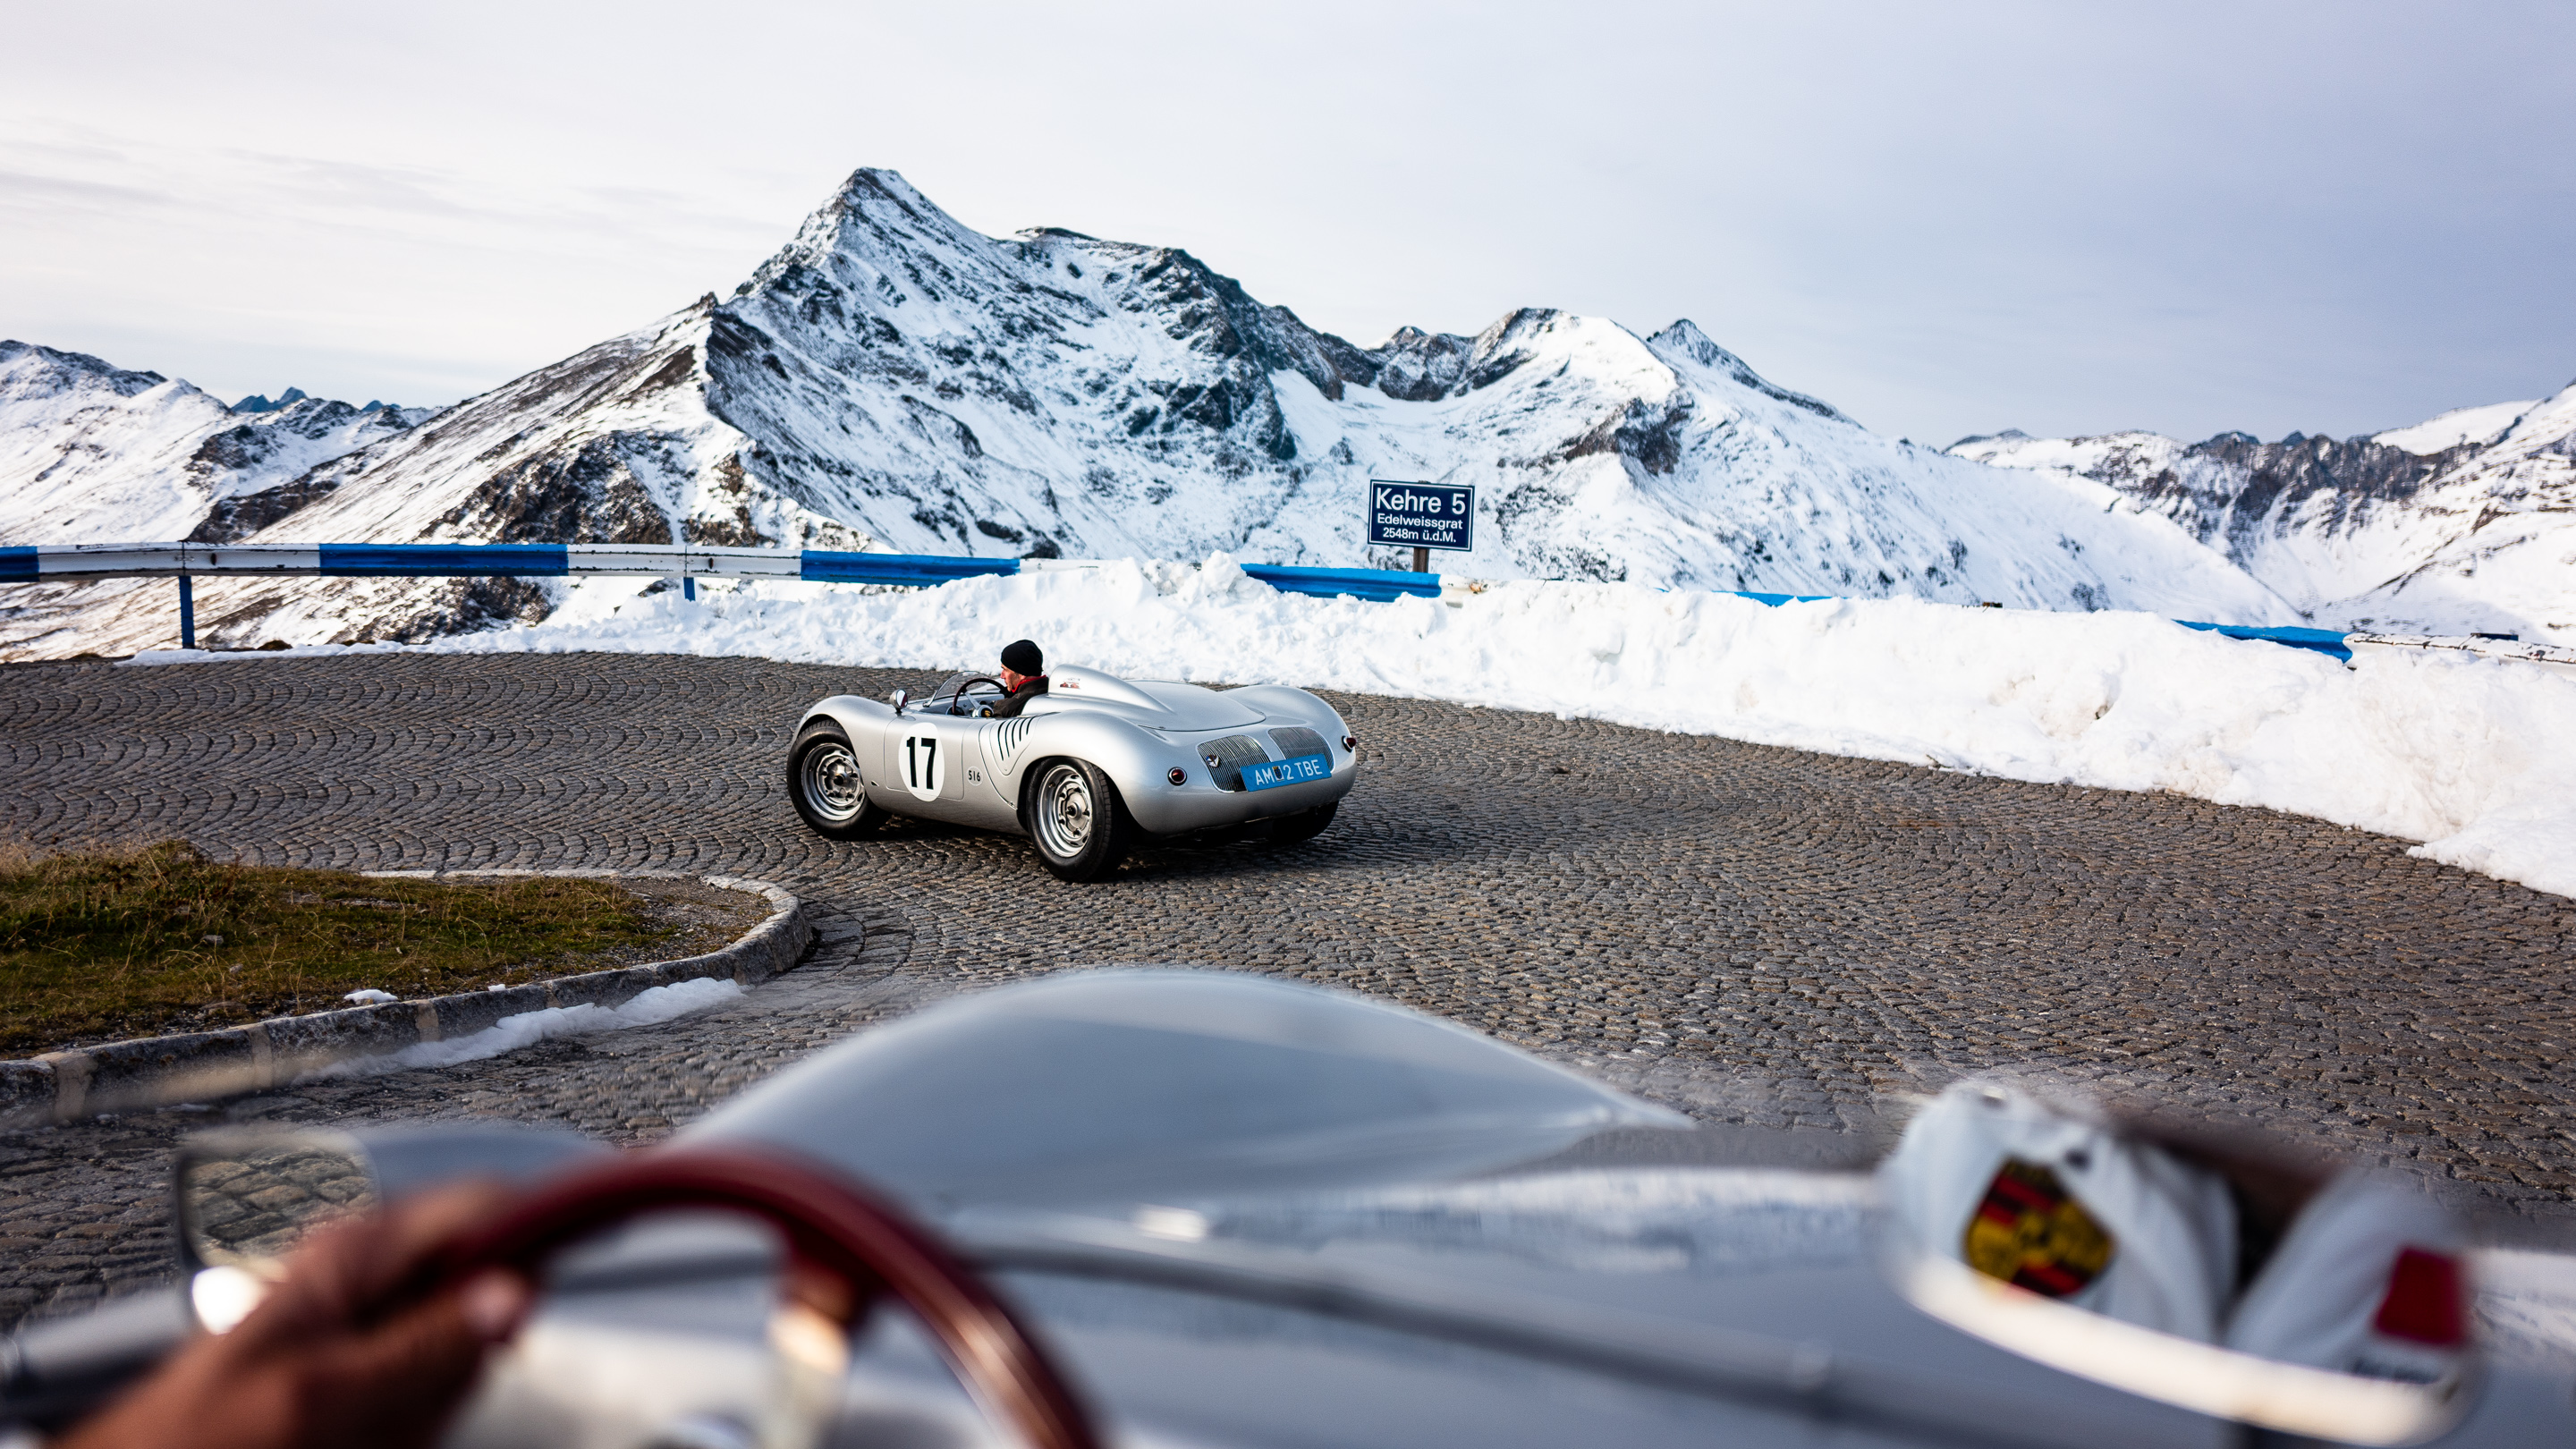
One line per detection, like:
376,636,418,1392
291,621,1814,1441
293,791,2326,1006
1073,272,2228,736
990,716,1035,767
1199,733,1271,792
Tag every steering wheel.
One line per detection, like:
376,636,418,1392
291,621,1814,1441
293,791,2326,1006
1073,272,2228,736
946,675,1007,716
421,1148,1101,1449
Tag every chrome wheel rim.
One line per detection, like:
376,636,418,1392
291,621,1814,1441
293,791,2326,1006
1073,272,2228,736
801,741,864,823
1033,763,1094,859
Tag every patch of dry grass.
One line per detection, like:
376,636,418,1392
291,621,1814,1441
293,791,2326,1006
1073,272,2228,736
0,842,681,1053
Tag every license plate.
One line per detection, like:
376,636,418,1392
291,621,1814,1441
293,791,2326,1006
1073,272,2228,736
1241,753,1330,792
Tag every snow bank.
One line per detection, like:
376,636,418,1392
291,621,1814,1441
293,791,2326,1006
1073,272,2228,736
301,976,744,1080
142,556,2576,901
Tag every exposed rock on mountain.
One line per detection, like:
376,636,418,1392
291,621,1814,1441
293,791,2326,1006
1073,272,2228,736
4,169,2306,657
1953,389,2576,644
0,341,430,547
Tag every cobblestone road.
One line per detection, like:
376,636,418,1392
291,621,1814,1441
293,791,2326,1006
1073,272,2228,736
0,651,2568,1327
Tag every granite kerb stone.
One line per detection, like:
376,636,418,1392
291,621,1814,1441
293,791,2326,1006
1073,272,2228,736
432,983,556,1039
0,1062,55,1123
0,872,812,1128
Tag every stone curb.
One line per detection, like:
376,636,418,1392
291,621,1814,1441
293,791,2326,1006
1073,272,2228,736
0,872,813,1130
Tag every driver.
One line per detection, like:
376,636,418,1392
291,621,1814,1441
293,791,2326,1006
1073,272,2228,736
985,639,1049,718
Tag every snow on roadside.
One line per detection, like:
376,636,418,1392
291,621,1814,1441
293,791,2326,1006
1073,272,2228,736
134,555,2576,901
301,976,744,1080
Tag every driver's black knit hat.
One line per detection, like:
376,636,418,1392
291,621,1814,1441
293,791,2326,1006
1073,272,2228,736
1001,639,1044,674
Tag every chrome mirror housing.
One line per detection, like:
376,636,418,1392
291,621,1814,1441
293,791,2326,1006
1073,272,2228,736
174,1130,380,1334
888,689,908,715
170,1125,606,1333
1878,1080,2475,1445
176,1130,379,1272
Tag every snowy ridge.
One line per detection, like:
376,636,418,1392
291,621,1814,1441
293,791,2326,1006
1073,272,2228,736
0,341,428,547
1953,386,2576,645
4,167,2304,657
0,340,440,653
136,558,2576,902
2372,400,2532,457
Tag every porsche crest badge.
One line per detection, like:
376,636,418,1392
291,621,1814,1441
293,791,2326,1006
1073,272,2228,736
1962,1158,2116,1298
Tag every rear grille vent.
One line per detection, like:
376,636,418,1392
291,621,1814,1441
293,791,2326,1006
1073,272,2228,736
1267,726,1327,762
1200,733,1270,792
989,716,1034,767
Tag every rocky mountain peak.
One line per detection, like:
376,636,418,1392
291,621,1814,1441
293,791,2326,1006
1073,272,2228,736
231,386,308,413
0,339,172,402
1953,383,2576,640
1646,320,1847,423
4,166,2373,656
1364,326,1476,402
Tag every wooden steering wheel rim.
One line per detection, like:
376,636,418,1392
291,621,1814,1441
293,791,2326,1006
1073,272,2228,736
427,1146,1101,1449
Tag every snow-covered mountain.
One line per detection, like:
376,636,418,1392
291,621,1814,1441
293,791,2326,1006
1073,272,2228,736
5,168,2311,656
0,341,428,545
1953,390,2576,646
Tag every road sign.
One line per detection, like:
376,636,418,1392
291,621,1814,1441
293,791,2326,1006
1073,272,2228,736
1366,480,1474,553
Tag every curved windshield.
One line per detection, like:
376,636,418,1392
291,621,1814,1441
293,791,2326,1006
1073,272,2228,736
927,673,1008,715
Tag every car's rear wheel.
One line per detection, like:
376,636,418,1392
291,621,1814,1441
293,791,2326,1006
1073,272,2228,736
1027,759,1132,882
791,723,883,839
1267,801,1337,845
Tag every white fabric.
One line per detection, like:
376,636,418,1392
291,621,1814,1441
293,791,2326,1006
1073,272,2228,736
1879,1082,2237,1342
2226,1170,2470,1381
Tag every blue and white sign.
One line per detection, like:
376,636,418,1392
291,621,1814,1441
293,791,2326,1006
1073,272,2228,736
1367,480,1474,552
1241,754,1332,792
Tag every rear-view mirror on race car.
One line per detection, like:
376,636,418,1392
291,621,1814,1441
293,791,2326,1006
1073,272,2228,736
177,1132,379,1271
174,1131,380,1335
1878,1080,2474,1445
174,1127,611,1332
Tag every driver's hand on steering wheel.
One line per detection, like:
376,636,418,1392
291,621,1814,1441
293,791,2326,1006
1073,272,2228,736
60,1183,533,1449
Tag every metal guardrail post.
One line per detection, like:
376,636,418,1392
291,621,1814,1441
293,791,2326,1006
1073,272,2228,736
176,575,194,650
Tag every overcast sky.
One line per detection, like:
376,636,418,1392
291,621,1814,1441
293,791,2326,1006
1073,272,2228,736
4,1,2570,445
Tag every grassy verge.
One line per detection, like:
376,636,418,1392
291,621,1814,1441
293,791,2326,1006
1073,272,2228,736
0,842,689,1054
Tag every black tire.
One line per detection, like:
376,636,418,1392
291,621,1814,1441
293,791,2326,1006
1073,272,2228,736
789,723,883,839
1024,758,1133,882
1266,801,1337,846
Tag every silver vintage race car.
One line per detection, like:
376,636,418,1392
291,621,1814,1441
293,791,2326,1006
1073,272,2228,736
785,666,1359,881
4,970,2565,1449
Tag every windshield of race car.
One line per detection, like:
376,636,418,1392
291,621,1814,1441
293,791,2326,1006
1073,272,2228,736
928,673,1008,716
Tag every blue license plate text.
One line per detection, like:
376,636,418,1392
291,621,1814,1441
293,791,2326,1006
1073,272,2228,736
1241,753,1330,792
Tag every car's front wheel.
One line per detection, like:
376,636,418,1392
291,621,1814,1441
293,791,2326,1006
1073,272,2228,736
1026,759,1133,882
790,723,883,839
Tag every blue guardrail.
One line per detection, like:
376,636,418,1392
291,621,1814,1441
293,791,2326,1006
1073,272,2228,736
799,551,1020,587
1724,589,1836,607
318,543,571,576
0,540,2362,663
2173,621,2354,662
1241,564,1442,603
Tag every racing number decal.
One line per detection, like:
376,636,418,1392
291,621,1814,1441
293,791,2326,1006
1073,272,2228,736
901,732,945,801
